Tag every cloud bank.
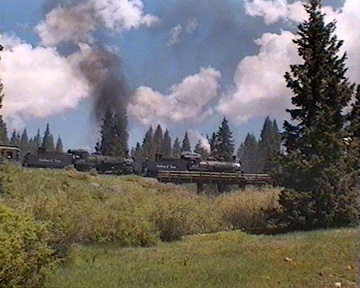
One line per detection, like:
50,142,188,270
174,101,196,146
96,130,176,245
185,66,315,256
0,35,90,128
128,67,221,126
218,0,360,123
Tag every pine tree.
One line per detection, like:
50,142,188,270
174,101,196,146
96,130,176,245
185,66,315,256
259,116,281,172
20,129,29,148
181,132,191,152
347,86,360,138
278,0,358,229
112,111,128,157
98,109,128,157
10,129,19,146
239,133,260,173
209,132,218,159
133,142,142,160
161,129,172,157
34,129,42,148
216,117,234,161
142,126,153,159
194,140,209,159
42,123,55,151
153,124,163,156
56,136,63,153
0,45,8,145
173,137,181,158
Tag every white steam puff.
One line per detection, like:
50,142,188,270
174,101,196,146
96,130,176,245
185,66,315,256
36,0,159,46
0,35,91,129
219,0,360,123
128,67,221,126
188,130,210,153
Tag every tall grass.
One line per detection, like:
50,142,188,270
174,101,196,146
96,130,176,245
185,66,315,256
0,163,281,286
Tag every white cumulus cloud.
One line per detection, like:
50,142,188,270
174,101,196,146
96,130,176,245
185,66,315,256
244,0,306,25
128,67,221,126
219,0,360,123
36,0,159,46
0,35,91,129
217,31,300,122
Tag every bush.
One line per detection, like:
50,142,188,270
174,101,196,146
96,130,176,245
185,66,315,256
0,203,55,288
214,188,280,231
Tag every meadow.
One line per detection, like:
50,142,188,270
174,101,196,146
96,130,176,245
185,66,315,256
0,163,358,287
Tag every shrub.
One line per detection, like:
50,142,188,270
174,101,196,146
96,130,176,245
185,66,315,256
0,203,55,288
214,188,280,231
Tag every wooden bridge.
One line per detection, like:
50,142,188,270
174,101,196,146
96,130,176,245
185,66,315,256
157,170,272,193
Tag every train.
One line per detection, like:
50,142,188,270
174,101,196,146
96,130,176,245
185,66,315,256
0,144,243,176
143,152,242,177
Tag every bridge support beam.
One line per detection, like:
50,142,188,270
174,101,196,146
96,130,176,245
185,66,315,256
197,183,204,194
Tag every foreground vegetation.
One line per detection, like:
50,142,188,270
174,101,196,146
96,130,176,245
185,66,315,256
1,164,358,287
0,163,279,287
46,228,358,288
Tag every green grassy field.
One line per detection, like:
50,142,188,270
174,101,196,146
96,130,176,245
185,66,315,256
0,164,358,288
46,228,359,288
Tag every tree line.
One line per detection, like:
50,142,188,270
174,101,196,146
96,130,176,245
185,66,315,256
128,116,281,173
0,122,64,157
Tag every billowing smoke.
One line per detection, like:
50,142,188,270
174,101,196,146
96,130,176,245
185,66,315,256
72,44,129,121
36,0,159,46
0,0,157,129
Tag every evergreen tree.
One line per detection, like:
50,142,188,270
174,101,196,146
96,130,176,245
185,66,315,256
42,123,55,151
56,136,63,153
278,0,358,229
209,132,218,159
347,86,360,138
133,142,142,160
98,109,128,157
98,109,114,155
161,129,172,157
181,132,191,152
20,129,29,148
33,129,42,148
259,116,281,172
112,111,128,157
10,129,19,146
239,133,261,173
0,45,8,145
153,124,163,156
216,117,234,161
194,140,209,159
173,137,181,158
142,126,153,159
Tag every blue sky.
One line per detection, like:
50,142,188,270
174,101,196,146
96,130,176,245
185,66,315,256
1,0,357,151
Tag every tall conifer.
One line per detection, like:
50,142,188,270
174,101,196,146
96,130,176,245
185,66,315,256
278,0,358,229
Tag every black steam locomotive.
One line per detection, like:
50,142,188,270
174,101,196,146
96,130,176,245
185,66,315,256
23,148,134,175
20,147,242,177
143,152,242,177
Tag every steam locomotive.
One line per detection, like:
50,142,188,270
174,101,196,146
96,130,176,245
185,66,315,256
143,152,242,177
3,144,242,176
22,148,134,175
